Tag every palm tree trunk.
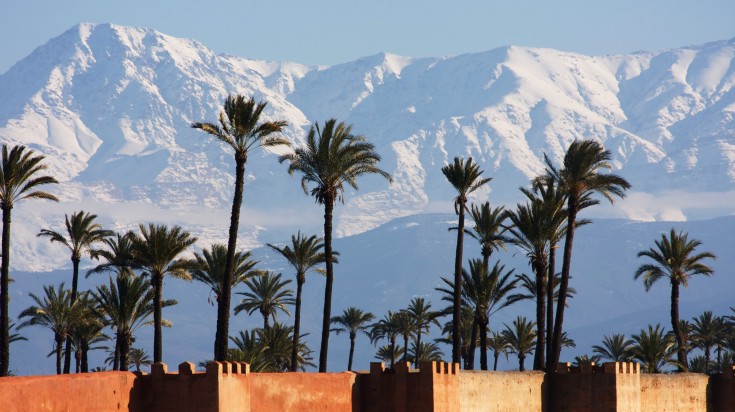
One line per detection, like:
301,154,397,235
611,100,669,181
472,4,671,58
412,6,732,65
545,245,556,370
403,335,409,362
319,197,335,373
551,204,577,369
467,317,478,370
81,341,89,373
479,320,488,370
63,257,81,374
414,331,422,368
55,335,63,375
75,348,81,373
390,338,396,369
670,280,687,371
0,206,11,376
348,334,355,371
216,155,246,361
114,331,121,371
493,351,499,371
120,332,131,371
705,346,711,375
519,353,525,371
263,312,269,330
533,259,546,371
452,200,466,365
152,273,163,363
290,279,303,372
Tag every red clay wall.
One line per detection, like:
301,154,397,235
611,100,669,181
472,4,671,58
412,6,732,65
639,373,712,412
0,371,138,412
248,371,358,412
459,370,547,412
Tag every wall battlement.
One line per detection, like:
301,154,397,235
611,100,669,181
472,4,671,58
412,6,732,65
555,361,640,375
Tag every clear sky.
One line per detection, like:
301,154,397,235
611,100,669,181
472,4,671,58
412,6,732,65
2,0,734,74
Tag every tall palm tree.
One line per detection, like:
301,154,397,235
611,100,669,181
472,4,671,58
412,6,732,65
631,324,674,373
235,272,294,329
465,202,508,269
87,233,136,279
462,259,519,370
128,224,196,363
93,275,161,371
0,144,58,375
487,331,509,371
404,297,440,367
128,347,152,372
634,229,716,371
268,232,328,371
370,311,401,369
18,284,83,374
543,140,630,369
192,95,289,361
435,277,476,368
191,243,260,358
38,211,112,373
330,306,375,371
409,342,444,364
502,316,537,371
442,156,491,364
257,321,315,372
394,311,416,363
70,294,109,373
592,333,634,362
375,345,404,366
690,311,725,374
280,118,391,372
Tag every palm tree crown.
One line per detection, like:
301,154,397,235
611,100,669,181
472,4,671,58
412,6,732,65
192,244,260,304
331,306,375,371
235,272,294,329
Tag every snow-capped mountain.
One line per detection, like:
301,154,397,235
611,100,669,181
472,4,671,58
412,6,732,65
1,23,735,271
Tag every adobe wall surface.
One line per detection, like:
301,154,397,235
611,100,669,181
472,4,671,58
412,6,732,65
639,373,711,412
459,370,546,412
248,371,358,412
0,371,137,412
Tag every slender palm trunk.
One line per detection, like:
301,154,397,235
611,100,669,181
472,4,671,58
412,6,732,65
114,332,121,371
467,317,478,370
75,349,81,373
390,338,397,369
533,259,547,370
403,335,409,362
0,206,11,376
319,197,335,372
705,346,711,374
120,332,131,371
670,280,687,371
452,200,466,365
152,273,163,363
55,335,63,375
493,351,500,371
519,354,526,371
63,257,81,374
479,320,489,370
545,246,556,370
81,341,89,373
262,312,269,330
348,334,355,371
216,155,246,361
551,204,577,369
290,278,303,371
415,331,422,367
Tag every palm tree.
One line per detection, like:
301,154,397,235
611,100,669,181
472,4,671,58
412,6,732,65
502,316,537,371
404,297,440,367
192,94,289,361
128,224,196,363
573,354,601,367
394,311,416,363
463,259,519,370
93,274,161,371
280,119,391,372
442,157,491,364
543,140,630,368
257,321,315,372
409,342,444,364
87,233,135,279
228,330,269,372
18,284,83,374
631,324,674,373
268,232,328,371
191,243,260,358
592,333,634,362
459,202,508,269
128,347,152,372
70,294,109,373
38,211,112,373
691,311,725,374
370,311,401,368
0,144,58,375
435,277,476,368
235,271,294,329
634,229,716,371
330,306,375,371
375,345,404,366
487,331,509,371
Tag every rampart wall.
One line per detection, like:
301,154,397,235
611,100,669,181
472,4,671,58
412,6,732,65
0,361,734,411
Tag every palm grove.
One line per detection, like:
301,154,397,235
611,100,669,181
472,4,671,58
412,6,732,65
0,95,727,376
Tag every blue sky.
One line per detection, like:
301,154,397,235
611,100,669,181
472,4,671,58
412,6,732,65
2,0,734,74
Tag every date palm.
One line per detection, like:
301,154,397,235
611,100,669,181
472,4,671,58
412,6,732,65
691,311,725,374
38,210,112,373
409,342,443,364
87,233,135,279
128,224,196,363
192,94,289,361
268,232,328,371
463,259,519,370
280,118,391,372
502,316,537,371
375,345,404,365
543,140,630,369
442,156,491,364
18,284,83,374
487,331,509,371
93,274,161,371
0,144,58,375
330,306,374,371
465,202,508,269
634,229,716,371
631,324,674,373
70,294,108,372
394,311,417,363
404,297,440,367
128,347,151,372
370,311,401,368
592,333,634,362
192,243,260,358
235,271,294,329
